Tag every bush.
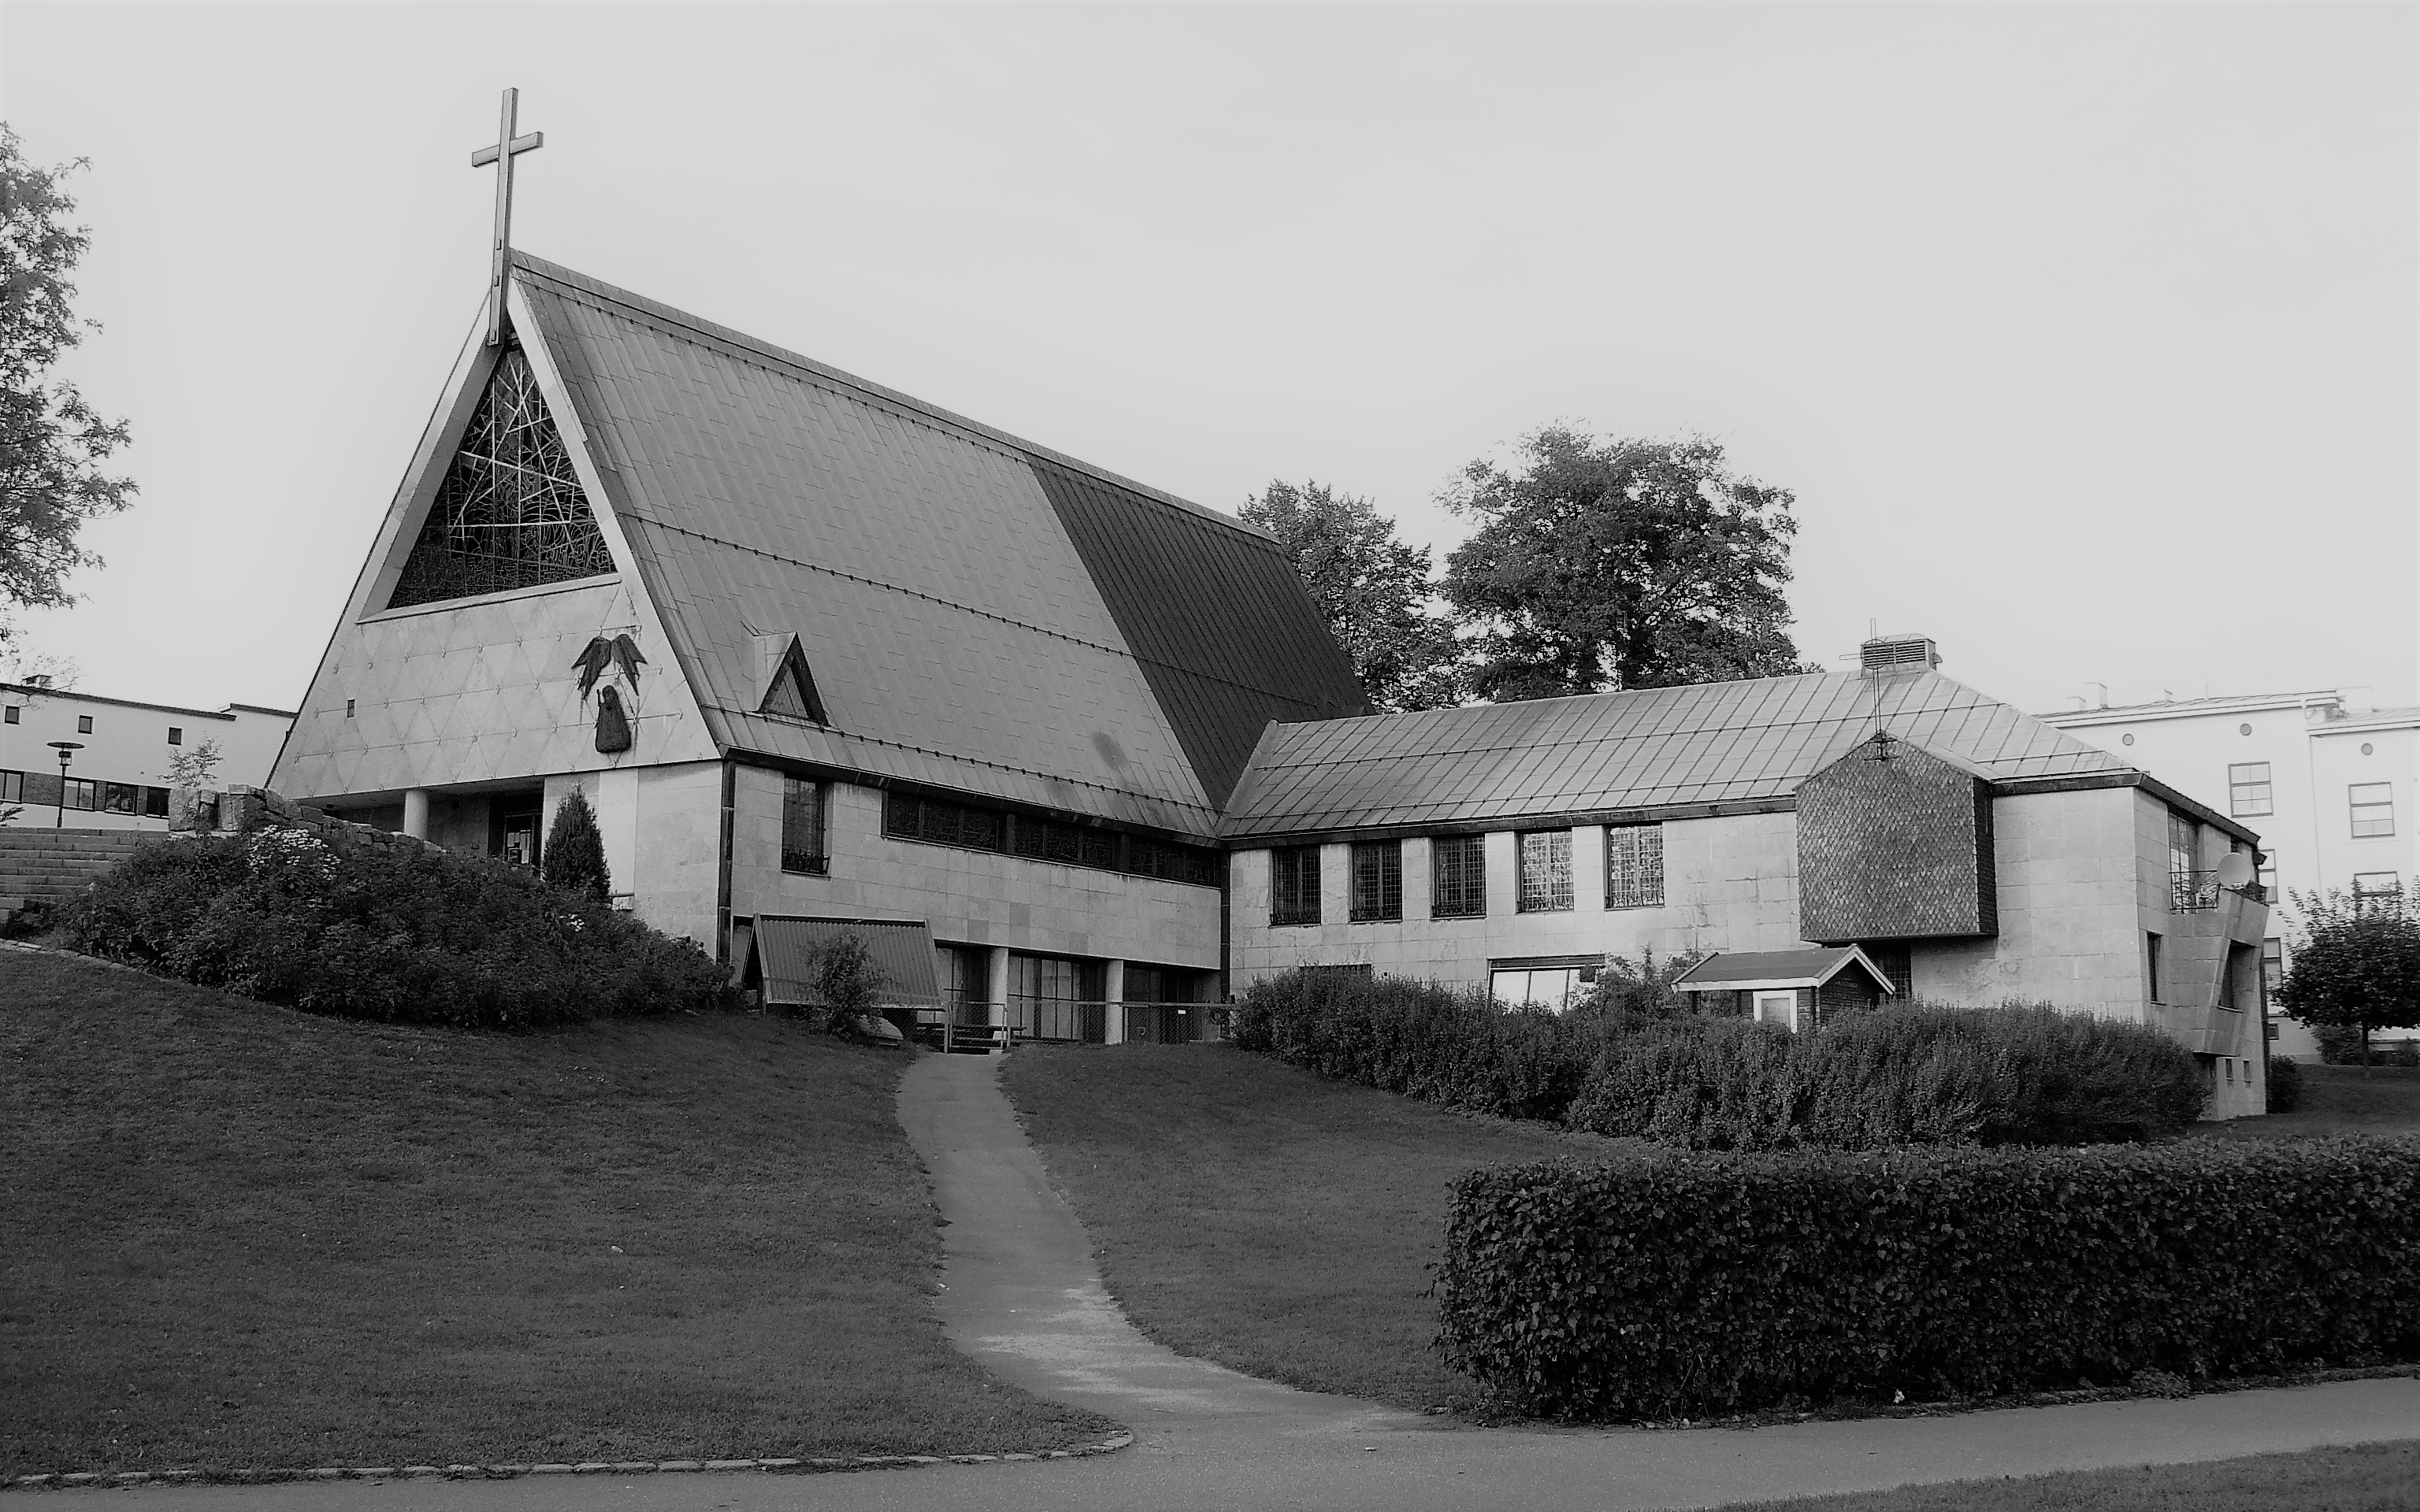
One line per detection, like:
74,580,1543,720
2266,1054,2304,1114
65,828,731,1028
1435,1137,2420,1420
1230,969,1606,1122
542,788,611,902
1567,1002,2207,1151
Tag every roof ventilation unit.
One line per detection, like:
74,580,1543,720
1859,635,1940,673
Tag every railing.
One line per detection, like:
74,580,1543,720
2172,870,2221,912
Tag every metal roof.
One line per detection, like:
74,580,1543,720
745,915,943,1009
512,255,1364,836
1219,670,2130,839
1674,946,1895,993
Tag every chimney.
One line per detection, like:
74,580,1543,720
2084,681,2109,710
1858,634,1940,674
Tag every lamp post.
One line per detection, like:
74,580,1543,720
47,741,82,829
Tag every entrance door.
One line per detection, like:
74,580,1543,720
491,800,542,869
1753,991,1798,1032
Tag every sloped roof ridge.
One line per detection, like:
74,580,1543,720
509,253,1273,544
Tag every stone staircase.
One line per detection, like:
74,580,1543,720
0,829,160,928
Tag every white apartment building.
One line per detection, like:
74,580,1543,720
0,680,294,832
2043,688,2418,1058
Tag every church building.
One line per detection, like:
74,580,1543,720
272,247,2270,1114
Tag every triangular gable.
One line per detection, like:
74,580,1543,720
758,636,828,725
386,342,614,609
1673,945,1897,995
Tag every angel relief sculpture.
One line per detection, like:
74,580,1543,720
574,633,648,754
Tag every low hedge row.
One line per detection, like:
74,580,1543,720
1234,969,2210,1147
1566,1004,2207,1150
66,828,729,1027
1435,1137,2420,1420
1228,969,1604,1121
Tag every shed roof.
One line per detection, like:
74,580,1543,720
512,254,1365,834
744,915,943,1009
1219,669,2129,839
1673,946,1896,994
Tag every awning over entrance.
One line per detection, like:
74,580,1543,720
740,915,945,1011
1672,945,1897,996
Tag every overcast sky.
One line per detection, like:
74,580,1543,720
7,2,2413,717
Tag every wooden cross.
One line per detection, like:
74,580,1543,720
470,87,544,347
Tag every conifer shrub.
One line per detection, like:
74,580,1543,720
541,788,612,902
1435,1137,2420,1420
66,828,729,1028
1565,1002,2207,1150
1229,969,1605,1122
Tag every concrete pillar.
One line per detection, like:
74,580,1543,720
1104,958,1126,1045
402,788,431,840
985,946,1011,1031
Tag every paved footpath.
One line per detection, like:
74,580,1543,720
87,1051,2420,1510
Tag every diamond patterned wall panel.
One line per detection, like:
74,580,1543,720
1797,735,1998,943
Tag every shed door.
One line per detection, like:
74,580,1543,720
1754,991,1798,1032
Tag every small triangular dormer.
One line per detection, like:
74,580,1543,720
756,633,828,725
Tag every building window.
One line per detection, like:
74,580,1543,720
2353,872,2401,908
167,726,183,747
1270,846,1321,926
1604,824,1664,909
1490,956,1598,1012
781,776,828,875
101,782,139,815
65,777,99,811
142,786,169,819
2169,810,2213,910
883,790,1005,853
3,706,18,724
2147,932,2164,1003
1516,829,1573,913
1431,835,1487,918
2258,852,2278,902
2260,937,2284,995
1126,836,1220,888
0,770,20,802
1349,839,1402,922
76,715,92,734
2350,783,2395,838
1013,813,1119,871
2228,762,2272,817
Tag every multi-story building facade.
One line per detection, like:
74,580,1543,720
2043,689,2418,1058
0,681,292,832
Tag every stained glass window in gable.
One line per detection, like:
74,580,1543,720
388,347,614,607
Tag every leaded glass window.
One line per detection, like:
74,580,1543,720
1271,846,1321,925
1431,835,1487,917
1516,830,1572,913
1605,824,1665,909
389,348,613,607
781,777,827,875
1349,839,1402,921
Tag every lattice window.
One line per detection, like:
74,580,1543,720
1516,830,1573,913
1431,834,1487,917
389,348,613,607
781,776,827,875
1605,824,1665,909
1271,846,1321,925
1350,839,1402,921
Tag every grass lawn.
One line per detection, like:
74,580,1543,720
0,951,1115,1478
2198,1063,2420,1140
1716,1440,2420,1510
1000,1040,1634,1408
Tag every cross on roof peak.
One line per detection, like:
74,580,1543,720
470,87,544,348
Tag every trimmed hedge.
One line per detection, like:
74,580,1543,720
1567,1002,2207,1150
1229,969,1604,1121
65,828,730,1028
1436,1138,2420,1420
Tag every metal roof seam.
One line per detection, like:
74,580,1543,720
512,257,1279,543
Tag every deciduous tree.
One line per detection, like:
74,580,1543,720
2275,886,2420,1071
0,126,135,645
1242,480,1462,712
1441,428,1806,702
